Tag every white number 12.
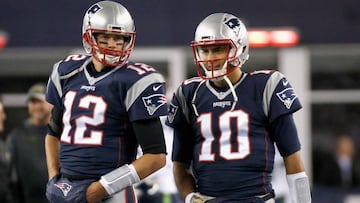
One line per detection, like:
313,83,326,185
61,91,107,145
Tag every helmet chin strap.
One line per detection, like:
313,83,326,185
199,61,238,112
191,75,238,117
191,80,206,116
204,60,227,81
95,51,121,66
205,69,226,81
210,61,238,111
223,75,238,112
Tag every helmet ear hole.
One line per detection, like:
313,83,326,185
242,46,247,54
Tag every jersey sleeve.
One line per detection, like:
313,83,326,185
166,84,195,164
126,72,168,121
46,54,91,109
46,60,63,108
262,71,302,156
165,84,190,128
264,71,302,122
271,114,301,156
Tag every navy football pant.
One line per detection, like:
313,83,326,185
46,174,137,203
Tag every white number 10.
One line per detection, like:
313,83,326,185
197,110,250,161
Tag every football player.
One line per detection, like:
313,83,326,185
45,1,168,203
166,13,312,203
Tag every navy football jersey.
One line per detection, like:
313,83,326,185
166,70,302,199
46,54,168,177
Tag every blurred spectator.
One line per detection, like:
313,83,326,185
313,133,360,187
0,99,12,202
335,134,360,187
7,83,52,203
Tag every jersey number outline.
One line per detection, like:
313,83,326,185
127,63,155,75
197,110,250,161
61,91,107,145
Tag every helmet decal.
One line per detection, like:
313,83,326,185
224,18,241,36
88,4,102,14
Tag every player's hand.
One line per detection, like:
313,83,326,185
86,181,108,203
185,192,214,203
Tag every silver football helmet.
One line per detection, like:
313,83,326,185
82,1,135,66
191,13,249,80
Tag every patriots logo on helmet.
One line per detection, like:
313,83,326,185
88,4,102,14
276,88,297,109
142,94,167,115
54,182,72,197
167,103,178,123
225,17,241,36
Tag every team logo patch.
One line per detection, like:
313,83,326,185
87,4,102,14
54,182,72,197
168,103,178,123
142,94,167,115
276,88,297,109
224,17,241,36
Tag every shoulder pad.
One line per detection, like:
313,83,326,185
183,77,203,86
56,54,91,77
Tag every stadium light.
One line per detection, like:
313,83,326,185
0,30,9,49
248,27,299,48
247,30,271,48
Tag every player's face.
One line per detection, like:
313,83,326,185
28,99,52,125
95,33,125,51
197,44,229,71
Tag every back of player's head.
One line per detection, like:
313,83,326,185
82,1,136,66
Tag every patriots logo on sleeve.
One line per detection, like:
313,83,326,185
167,103,178,123
276,88,297,109
54,182,72,197
142,94,167,115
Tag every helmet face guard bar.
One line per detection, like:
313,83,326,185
192,13,250,78
83,29,135,66
191,39,238,80
82,1,136,66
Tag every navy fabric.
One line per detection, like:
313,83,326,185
46,175,94,203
